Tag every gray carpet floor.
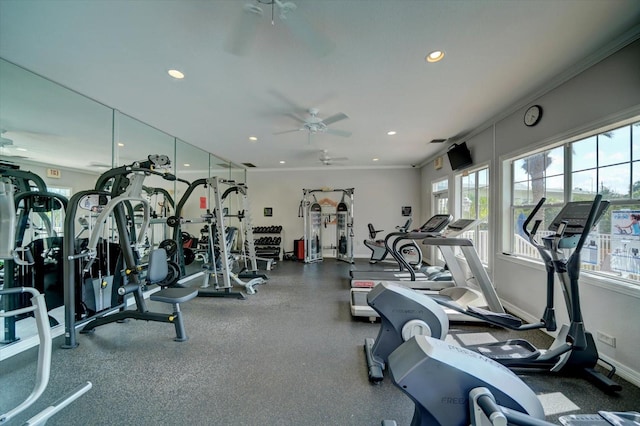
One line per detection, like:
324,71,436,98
1,259,638,425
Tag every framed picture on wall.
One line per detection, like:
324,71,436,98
264,207,273,217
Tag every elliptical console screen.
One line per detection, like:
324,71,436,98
548,200,610,235
419,214,452,233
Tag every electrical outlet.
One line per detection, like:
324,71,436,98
596,331,616,348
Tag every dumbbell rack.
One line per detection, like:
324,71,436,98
252,226,284,261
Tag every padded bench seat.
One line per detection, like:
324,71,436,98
151,287,198,304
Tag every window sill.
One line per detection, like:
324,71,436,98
497,252,640,299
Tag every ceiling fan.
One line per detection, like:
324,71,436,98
319,150,348,166
274,108,352,143
0,130,30,160
0,130,13,147
225,0,335,57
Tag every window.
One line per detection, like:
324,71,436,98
47,186,72,198
507,119,640,286
429,178,449,264
511,146,565,258
432,178,449,215
46,186,72,234
459,166,490,264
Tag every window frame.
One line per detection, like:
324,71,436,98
429,177,450,265
504,116,640,288
456,163,490,265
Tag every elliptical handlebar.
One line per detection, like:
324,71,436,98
396,218,412,233
530,220,541,239
522,197,546,242
574,194,603,254
553,221,568,251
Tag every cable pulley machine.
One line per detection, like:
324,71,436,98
299,187,354,263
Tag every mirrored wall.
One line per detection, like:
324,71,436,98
0,58,244,190
0,57,245,349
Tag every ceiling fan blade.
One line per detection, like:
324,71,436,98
268,90,309,116
273,128,303,135
320,112,348,126
325,128,352,138
224,3,263,56
278,4,335,57
285,112,308,124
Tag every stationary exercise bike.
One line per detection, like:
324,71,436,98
363,281,449,383
360,284,635,424
383,334,639,426
364,219,423,267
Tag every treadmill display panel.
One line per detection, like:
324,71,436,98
419,214,452,233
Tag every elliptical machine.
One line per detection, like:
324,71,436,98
363,219,423,267
464,195,620,393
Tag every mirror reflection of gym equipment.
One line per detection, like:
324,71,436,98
299,188,354,263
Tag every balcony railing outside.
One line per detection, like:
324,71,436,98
428,229,638,285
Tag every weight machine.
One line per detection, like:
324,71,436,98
0,168,67,344
299,187,354,263
1,179,91,424
62,155,197,348
168,177,265,297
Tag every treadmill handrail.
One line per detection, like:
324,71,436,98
384,230,443,279
421,237,475,247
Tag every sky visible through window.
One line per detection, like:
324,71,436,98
514,122,639,199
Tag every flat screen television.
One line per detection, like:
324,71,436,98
446,142,472,171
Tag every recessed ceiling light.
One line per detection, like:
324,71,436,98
279,160,286,164
117,142,125,147
168,69,185,79
372,158,379,162
249,136,258,141
184,163,191,167
387,131,397,136
426,50,445,63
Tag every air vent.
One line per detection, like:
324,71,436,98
242,163,256,168
430,139,447,143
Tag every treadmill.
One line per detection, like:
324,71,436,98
349,214,452,286
420,218,506,322
350,218,503,321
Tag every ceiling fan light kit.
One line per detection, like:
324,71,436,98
319,149,348,166
273,108,351,143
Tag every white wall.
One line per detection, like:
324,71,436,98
246,167,421,259
420,39,640,385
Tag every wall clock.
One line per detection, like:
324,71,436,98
524,105,542,127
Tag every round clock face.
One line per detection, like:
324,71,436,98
524,105,542,127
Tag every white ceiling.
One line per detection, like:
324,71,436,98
1,0,640,171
